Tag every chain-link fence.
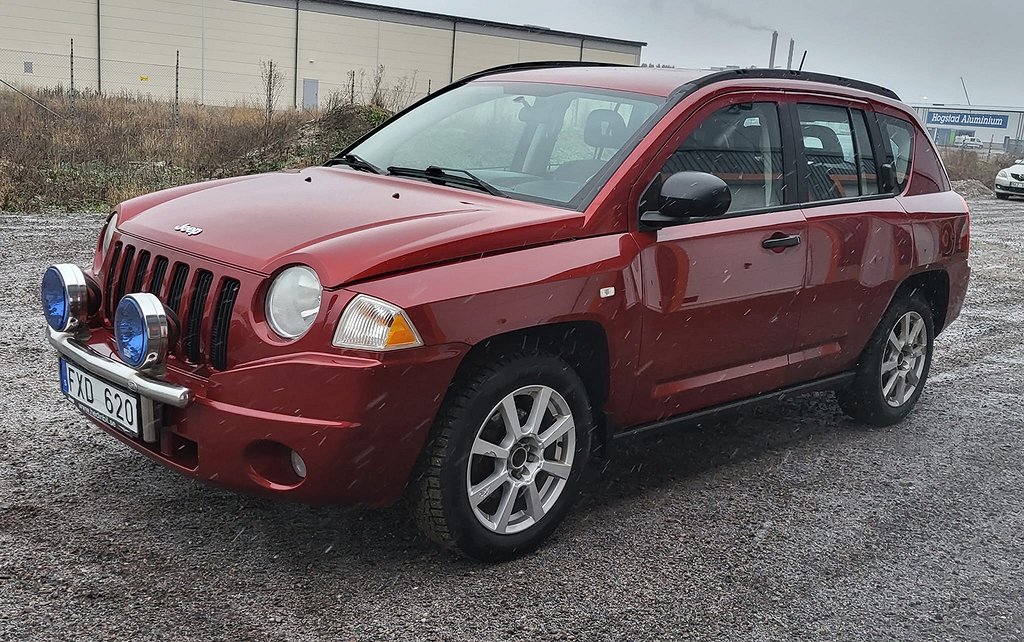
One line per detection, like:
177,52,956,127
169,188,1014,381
1,40,431,125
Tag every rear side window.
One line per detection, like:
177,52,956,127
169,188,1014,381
797,104,878,202
645,102,784,216
877,114,915,192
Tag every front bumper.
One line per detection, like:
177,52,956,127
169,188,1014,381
995,177,1024,196
49,327,468,507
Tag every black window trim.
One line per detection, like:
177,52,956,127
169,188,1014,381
871,111,917,196
637,98,798,227
785,100,902,209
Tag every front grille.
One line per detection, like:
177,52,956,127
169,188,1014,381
210,279,240,371
1012,172,1024,181
166,263,189,314
104,241,241,370
149,256,169,295
183,270,213,363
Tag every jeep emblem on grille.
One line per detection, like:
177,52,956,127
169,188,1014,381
174,223,203,236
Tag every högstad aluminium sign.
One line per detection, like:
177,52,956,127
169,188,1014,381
926,111,1010,128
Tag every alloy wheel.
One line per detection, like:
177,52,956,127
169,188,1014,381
880,310,928,408
465,385,576,535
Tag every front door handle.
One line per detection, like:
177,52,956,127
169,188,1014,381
762,234,801,250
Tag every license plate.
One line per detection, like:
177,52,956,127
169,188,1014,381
60,358,142,437
1012,182,1024,189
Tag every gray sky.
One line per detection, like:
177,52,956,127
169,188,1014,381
376,0,1024,107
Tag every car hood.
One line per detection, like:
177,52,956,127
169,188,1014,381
118,167,587,287
1004,164,1024,174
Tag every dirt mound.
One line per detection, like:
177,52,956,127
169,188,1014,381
951,179,994,200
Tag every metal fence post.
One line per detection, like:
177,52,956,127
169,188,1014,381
69,38,76,115
173,50,180,131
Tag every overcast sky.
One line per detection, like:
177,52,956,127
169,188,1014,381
376,0,1024,107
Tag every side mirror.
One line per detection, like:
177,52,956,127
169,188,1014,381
641,172,731,230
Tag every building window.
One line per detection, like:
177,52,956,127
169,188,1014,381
24,61,34,74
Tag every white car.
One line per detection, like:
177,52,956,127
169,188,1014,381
995,160,1024,200
955,135,984,149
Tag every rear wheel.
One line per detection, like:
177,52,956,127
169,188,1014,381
410,352,592,561
837,293,934,426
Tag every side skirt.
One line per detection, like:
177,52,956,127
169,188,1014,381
610,371,855,447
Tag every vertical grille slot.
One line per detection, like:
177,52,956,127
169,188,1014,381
149,256,169,295
103,242,123,320
131,250,151,293
184,270,214,363
210,279,240,371
166,263,190,315
113,244,135,310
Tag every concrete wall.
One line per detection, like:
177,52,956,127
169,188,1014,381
0,0,644,109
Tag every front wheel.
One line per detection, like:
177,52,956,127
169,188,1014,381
837,293,935,426
996,193,1010,200
409,352,593,561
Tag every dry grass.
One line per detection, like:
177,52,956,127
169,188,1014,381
0,88,384,212
939,148,1018,185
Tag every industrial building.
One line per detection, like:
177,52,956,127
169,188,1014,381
912,103,1024,156
0,0,645,109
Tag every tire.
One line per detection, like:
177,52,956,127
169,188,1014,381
409,351,593,561
996,193,1010,200
836,292,935,427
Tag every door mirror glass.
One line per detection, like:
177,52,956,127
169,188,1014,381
641,171,732,229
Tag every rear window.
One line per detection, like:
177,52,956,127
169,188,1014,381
877,114,915,192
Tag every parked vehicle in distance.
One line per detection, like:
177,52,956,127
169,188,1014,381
41,63,970,561
954,135,984,149
995,159,1024,199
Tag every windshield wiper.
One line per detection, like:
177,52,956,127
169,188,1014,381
326,153,384,174
386,166,507,198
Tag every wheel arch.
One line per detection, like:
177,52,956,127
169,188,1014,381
451,321,613,458
895,269,951,334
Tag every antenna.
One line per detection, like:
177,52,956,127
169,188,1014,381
768,31,778,69
786,39,795,70
797,50,807,72
960,76,972,106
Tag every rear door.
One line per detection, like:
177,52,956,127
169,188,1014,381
786,96,915,383
629,92,807,424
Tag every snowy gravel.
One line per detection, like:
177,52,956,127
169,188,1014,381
1,199,1023,641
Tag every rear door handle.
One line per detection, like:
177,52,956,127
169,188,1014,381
762,234,801,250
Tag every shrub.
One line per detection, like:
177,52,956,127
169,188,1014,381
0,88,384,212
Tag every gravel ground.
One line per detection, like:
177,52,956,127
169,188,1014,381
1,198,1023,641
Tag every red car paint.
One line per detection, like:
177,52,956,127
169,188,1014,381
72,67,969,506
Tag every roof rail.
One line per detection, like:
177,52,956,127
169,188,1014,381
689,68,900,101
455,60,627,84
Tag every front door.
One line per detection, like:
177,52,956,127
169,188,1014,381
631,95,807,424
302,78,319,110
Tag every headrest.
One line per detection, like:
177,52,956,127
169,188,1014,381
584,109,628,148
802,124,843,154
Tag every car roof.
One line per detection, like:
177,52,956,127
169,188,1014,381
474,63,901,102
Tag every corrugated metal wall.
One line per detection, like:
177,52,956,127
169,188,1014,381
0,0,643,109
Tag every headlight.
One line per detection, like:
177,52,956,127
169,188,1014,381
113,293,169,369
265,266,322,339
333,294,423,351
41,264,88,332
997,169,1009,178
100,212,118,257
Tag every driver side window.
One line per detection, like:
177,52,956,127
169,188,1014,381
642,102,784,217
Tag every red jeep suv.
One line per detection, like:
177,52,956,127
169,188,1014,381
42,63,970,561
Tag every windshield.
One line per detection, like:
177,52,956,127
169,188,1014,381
346,81,665,207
